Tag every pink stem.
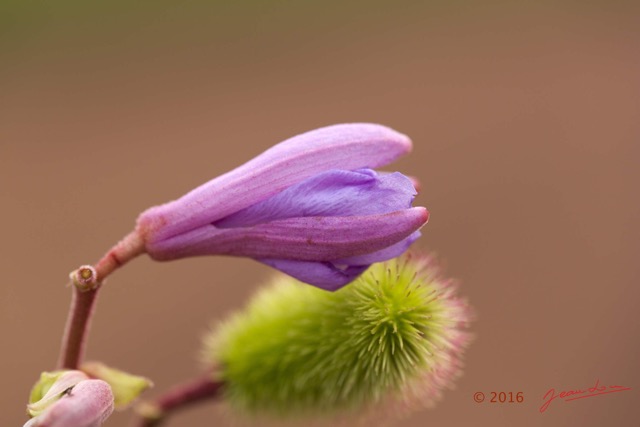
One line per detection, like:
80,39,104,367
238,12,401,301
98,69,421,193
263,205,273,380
94,230,145,282
134,374,223,427
58,230,145,369
58,288,99,369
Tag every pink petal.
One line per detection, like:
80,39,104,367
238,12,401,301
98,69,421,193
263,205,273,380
25,380,114,427
146,207,428,261
138,123,412,242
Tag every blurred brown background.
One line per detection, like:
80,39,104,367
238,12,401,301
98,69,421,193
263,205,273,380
1,1,638,426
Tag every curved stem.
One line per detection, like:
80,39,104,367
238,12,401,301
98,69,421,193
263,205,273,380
57,230,145,369
94,230,145,281
134,374,223,427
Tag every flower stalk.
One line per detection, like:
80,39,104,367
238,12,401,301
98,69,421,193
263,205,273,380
94,230,145,281
58,288,99,370
58,230,144,369
133,374,223,427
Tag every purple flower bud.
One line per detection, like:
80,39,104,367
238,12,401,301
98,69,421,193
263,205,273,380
137,123,428,290
24,380,114,427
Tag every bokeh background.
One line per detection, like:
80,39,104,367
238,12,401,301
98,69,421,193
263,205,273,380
1,1,638,426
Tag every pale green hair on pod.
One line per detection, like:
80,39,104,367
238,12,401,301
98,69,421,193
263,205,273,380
203,252,472,418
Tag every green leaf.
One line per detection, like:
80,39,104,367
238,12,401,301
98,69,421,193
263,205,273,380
81,362,152,409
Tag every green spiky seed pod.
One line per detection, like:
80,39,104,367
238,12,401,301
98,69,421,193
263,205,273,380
204,252,472,418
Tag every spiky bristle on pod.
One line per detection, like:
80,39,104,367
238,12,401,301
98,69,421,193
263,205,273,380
204,252,473,418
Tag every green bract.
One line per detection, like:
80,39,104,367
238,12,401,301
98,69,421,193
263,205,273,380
81,362,153,409
205,253,471,417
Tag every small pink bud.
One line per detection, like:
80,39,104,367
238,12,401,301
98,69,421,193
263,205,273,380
24,380,114,427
